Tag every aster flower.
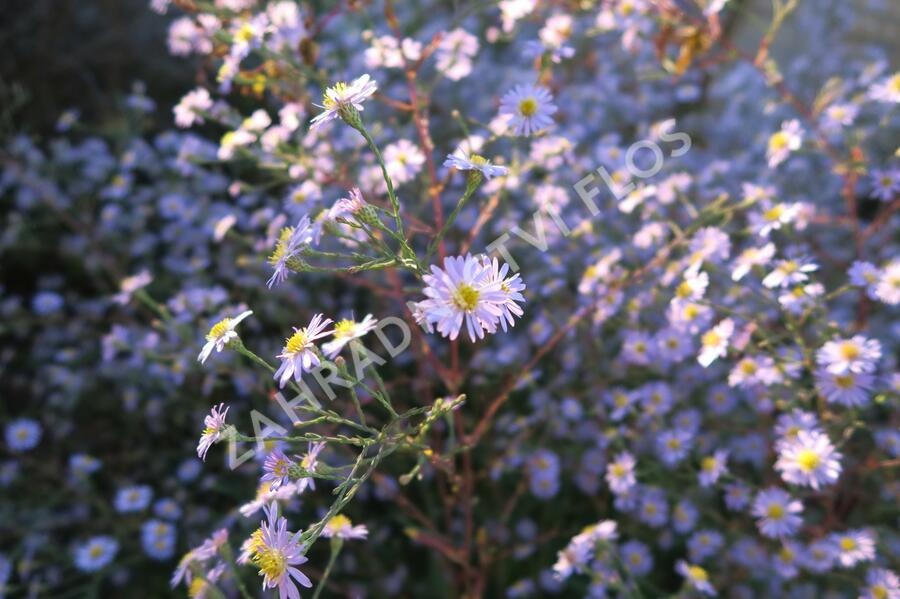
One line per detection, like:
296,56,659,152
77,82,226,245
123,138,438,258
198,310,253,364
384,139,425,184
763,256,818,289
870,72,900,103
698,449,729,487
749,200,799,237
295,442,326,494
322,514,368,540
774,409,822,440
832,529,876,568
310,74,378,129
239,481,300,519
499,83,557,136
752,487,803,539
327,188,369,221
870,168,900,202
174,88,213,128
697,318,734,367
443,153,509,180
816,336,881,375
197,403,229,461
875,260,900,305
676,560,716,596
74,536,119,572
775,430,842,490
111,270,153,305
766,119,803,168
262,449,296,490
115,485,153,513
322,314,379,359
252,503,312,599
481,256,526,332
815,368,874,407
273,314,333,389
606,452,637,494
417,254,512,342
731,243,775,281
620,540,653,576
267,216,316,288
5,419,42,452
860,568,900,599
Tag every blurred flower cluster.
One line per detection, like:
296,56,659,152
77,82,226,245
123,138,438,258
1,0,899,597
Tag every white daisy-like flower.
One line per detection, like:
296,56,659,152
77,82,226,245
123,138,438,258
197,403,229,461
443,153,509,179
322,314,379,359
767,119,803,168
322,514,369,540
816,336,882,375
310,74,378,128
480,256,526,331
273,314,333,388
416,254,511,342
875,260,900,305
198,310,253,364
499,83,557,136
697,318,734,367
775,430,842,490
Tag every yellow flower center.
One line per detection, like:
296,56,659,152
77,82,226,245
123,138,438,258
284,330,309,355
702,456,717,471
611,464,626,477
702,330,721,348
839,537,856,551
469,154,489,166
767,504,785,519
666,438,681,450
688,565,708,581
889,74,900,93
518,97,539,117
328,514,351,531
872,586,888,599
683,304,700,320
333,319,356,338
236,23,255,43
452,283,480,312
769,131,789,151
834,374,855,389
839,341,860,361
207,318,232,341
779,547,794,562
323,82,349,109
796,449,821,472
676,281,693,298
268,227,296,266
188,578,208,598
89,545,105,558
253,547,287,579
764,204,785,221
740,360,757,374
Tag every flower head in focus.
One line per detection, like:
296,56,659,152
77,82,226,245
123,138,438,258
273,314,333,388
416,254,522,342
198,310,253,364
322,314,379,359
310,74,378,129
499,83,557,136
268,216,316,288
443,153,509,180
197,403,229,461
251,503,312,598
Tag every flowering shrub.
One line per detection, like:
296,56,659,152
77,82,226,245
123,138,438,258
2,0,899,598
